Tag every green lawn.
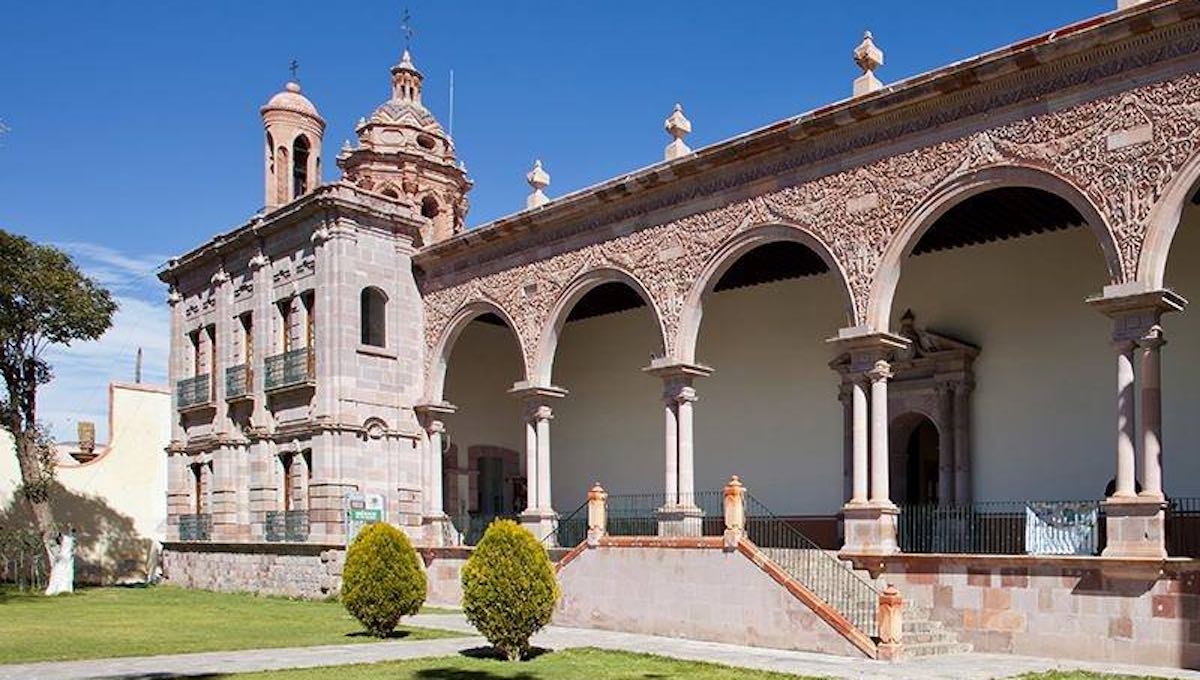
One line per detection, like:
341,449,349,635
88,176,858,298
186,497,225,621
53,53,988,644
0,586,462,664
210,647,825,679
1014,674,1170,680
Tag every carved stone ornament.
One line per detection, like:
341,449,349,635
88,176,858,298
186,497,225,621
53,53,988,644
422,71,1200,389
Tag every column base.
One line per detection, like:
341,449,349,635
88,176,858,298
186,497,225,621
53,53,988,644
840,502,900,556
520,509,559,546
656,504,705,537
421,513,461,548
1101,496,1167,559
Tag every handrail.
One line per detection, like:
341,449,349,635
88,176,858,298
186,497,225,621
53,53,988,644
547,501,588,547
743,492,879,636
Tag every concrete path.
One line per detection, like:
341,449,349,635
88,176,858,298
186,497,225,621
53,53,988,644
3,612,1200,680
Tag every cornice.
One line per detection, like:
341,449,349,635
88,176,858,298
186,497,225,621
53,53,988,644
414,0,1200,289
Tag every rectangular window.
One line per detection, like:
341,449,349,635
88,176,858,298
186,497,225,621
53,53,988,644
234,312,253,364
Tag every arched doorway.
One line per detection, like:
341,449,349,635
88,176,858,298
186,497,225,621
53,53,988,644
890,413,940,506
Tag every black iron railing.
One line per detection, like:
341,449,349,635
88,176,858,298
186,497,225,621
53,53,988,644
897,500,1103,555
177,374,212,409
264,348,314,392
178,513,212,542
1168,497,1200,557
225,364,251,399
265,510,310,542
548,501,589,547
744,493,879,635
603,491,725,538
460,513,519,546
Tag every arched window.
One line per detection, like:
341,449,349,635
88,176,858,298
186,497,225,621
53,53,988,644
360,287,387,347
266,132,275,174
292,135,310,199
421,195,440,219
381,186,400,200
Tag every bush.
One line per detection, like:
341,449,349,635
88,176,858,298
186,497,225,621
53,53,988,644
461,519,560,661
340,523,426,638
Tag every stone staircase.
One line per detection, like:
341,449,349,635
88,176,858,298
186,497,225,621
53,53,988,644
756,546,971,659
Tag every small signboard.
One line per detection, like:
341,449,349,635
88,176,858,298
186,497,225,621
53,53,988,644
344,491,385,545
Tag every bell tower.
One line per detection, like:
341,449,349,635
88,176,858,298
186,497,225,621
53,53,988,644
337,50,471,245
261,79,325,210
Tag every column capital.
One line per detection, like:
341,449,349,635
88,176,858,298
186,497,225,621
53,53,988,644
1137,324,1166,350
1113,338,1138,355
828,329,909,373
414,401,457,430
642,359,714,381
867,359,893,382
1089,288,1186,342
508,382,569,405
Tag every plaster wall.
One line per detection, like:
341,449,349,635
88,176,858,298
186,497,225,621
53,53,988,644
0,382,170,582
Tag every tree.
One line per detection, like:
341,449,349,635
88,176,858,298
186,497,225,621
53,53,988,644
461,519,560,661
0,230,116,593
340,522,427,637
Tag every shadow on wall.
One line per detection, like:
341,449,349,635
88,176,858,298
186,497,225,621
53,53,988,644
0,482,154,585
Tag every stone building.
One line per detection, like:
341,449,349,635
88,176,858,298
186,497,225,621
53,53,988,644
162,0,1200,667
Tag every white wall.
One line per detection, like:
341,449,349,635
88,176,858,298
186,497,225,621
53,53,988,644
440,214,1200,516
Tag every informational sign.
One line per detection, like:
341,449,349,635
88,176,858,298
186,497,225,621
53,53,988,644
344,491,385,545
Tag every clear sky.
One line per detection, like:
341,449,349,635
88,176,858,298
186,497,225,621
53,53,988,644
0,0,1111,439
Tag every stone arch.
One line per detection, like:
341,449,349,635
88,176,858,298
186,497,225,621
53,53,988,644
532,267,667,386
427,300,527,403
867,164,1121,331
676,223,854,364
1138,150,1200,290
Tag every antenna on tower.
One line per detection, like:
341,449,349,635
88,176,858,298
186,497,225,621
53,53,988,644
135,347,143,384
448,69,455,138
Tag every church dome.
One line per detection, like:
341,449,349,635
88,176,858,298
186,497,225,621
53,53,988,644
261,82,322,120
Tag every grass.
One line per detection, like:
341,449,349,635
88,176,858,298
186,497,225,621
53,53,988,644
204,647,825,679
0,585,463,664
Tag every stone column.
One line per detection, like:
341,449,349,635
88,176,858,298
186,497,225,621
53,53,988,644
1089,289,1185,559
830,331,907,556
1139,326,1165,500
416,402,457,546
509,383,568,543
850,379,869,504
936,383,955,505
868,359,893,504
953,383,972,504
643,361,713,537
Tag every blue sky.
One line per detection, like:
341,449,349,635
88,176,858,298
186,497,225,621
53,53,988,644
0,0,1110,439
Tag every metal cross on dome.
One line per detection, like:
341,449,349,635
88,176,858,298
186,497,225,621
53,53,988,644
401,7,415,48
289,59,299,81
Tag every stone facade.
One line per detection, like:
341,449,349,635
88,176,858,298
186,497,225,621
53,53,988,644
854,554,1200,667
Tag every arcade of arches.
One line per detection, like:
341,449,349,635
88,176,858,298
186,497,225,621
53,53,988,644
433,180,1200,554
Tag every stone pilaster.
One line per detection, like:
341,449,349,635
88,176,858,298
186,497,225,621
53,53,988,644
416,401,458,546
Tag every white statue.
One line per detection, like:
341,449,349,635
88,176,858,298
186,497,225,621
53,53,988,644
43,530,75,595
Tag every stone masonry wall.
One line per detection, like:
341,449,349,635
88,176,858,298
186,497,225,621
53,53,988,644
555,543,867,658
865,555,1200,669
162,543,470,604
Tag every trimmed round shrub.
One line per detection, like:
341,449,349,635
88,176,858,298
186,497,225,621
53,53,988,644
461,519,560,661
341,522,427,638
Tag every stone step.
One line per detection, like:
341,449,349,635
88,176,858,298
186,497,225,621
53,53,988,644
902,630,960,645
900,641,974,658
901,619,940,634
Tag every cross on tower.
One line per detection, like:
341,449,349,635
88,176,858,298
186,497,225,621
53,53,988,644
289,59,300,81
401,7,414,48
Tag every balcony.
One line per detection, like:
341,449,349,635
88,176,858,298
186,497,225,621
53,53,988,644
265,510,311,542
264,348,315,393
225,364,252,402
178,513,212,541
176,374,213,411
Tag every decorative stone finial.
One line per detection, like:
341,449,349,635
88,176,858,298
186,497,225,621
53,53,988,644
664,103,692,161
853,31,884,97
526,159,550,210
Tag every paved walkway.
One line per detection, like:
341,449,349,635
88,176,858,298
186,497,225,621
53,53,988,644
4,612,1200,680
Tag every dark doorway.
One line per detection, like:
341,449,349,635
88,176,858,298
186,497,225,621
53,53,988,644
476,457,505,516
891,414,940,505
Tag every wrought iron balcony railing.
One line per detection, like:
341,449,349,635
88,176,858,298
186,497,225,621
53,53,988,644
897,500,1104,555
225,363,252,400
264,348,315,392
176,374,212,410
265,510,310,542
178,513,212,541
